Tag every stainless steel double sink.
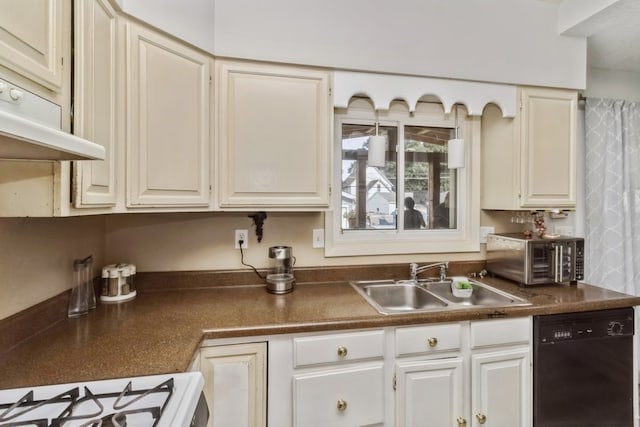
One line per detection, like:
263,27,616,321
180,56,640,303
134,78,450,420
351,278,531,315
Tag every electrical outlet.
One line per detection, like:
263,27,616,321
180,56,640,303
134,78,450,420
235,229,248,249
479,226,495,244
312,228,325,248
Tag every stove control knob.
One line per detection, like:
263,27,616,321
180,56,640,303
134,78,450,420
607,321,623,336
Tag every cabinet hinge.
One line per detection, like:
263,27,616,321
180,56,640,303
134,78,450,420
393,374,397,391
329,185,332,197
209,75,212,85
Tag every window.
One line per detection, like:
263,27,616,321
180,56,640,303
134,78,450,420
340,123,456,231
325,99,480,256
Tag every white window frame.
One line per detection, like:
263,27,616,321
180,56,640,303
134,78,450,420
324,100,480,257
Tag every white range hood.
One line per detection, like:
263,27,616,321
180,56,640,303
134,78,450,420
0,78,105,161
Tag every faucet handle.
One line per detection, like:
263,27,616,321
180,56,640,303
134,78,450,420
439,264,447,281
409,263,419,281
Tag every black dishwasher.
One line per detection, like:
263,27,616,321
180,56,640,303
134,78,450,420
534,307,635,427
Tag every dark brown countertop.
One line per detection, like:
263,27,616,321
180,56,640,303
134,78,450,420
1,278,639,390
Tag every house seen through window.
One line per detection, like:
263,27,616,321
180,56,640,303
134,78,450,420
340,123,457,232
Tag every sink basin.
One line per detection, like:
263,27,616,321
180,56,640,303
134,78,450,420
423,280,531,307
351,279,530,315
355,281,448,314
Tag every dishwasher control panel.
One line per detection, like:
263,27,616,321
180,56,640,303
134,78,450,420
537,307,634,344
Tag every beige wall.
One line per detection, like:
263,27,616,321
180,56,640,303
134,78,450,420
0,209,574,320
0,216,105,320
105,212,497,272
106,210,575,273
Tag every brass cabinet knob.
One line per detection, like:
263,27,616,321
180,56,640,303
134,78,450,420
476,413,487,424
427,337,438,347
337,346,348,357
337,399,348,411
456,416,467,427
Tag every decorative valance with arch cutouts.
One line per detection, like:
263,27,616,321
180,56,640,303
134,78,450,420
333,71,517,118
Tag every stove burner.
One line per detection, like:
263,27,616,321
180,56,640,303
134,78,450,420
96,412,127,427
0,378,173,427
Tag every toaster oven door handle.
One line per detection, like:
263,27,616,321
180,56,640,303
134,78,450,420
554,245,565,283
553,245,560,283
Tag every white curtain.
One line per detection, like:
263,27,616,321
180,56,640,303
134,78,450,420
585,98,640,295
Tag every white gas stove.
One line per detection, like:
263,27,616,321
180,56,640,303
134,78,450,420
0,372,207,427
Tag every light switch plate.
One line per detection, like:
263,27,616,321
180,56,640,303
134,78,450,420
479,226,495,244
312,229,325,248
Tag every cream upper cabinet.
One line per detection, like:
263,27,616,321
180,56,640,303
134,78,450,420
126,21,211,207
0,0,65,91
73,0,118,208
481,87,577,210
216,60,331,209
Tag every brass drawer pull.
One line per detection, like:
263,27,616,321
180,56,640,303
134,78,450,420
337,399,347,411
476,413,487,424
337,346,348,357
427,337,438,347
456,417,467,427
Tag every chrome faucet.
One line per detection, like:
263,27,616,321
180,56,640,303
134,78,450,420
410,262,449,282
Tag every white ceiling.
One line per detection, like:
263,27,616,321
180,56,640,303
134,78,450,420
553,0,640,73
586,3,640,72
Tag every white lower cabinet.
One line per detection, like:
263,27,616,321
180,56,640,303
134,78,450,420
294,364,385,427
393,318,531,427
469,317,531,427
203,318,531,427
395,357,464,427
199,342,267,427
291,329,386,427
471,347,530,427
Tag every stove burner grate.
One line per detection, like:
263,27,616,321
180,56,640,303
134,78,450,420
0,378,173,427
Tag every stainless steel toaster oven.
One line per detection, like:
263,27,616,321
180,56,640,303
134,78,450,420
486,233,584,285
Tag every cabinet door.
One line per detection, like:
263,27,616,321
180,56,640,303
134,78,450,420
293,364,384,427
0,0,64,90
217,60,331,209
73,0,118,207
200,342,267,427
396,357,464,427
471,348,531,427
480,88,577,210
520,87,577,208
126,22,211,207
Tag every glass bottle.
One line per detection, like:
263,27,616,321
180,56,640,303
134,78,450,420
68,259,89,317
84,256,96,310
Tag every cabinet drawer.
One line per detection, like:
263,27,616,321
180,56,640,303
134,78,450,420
294,330,384,367
396,323,462,356
293,364,384,427
470,317,531,349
